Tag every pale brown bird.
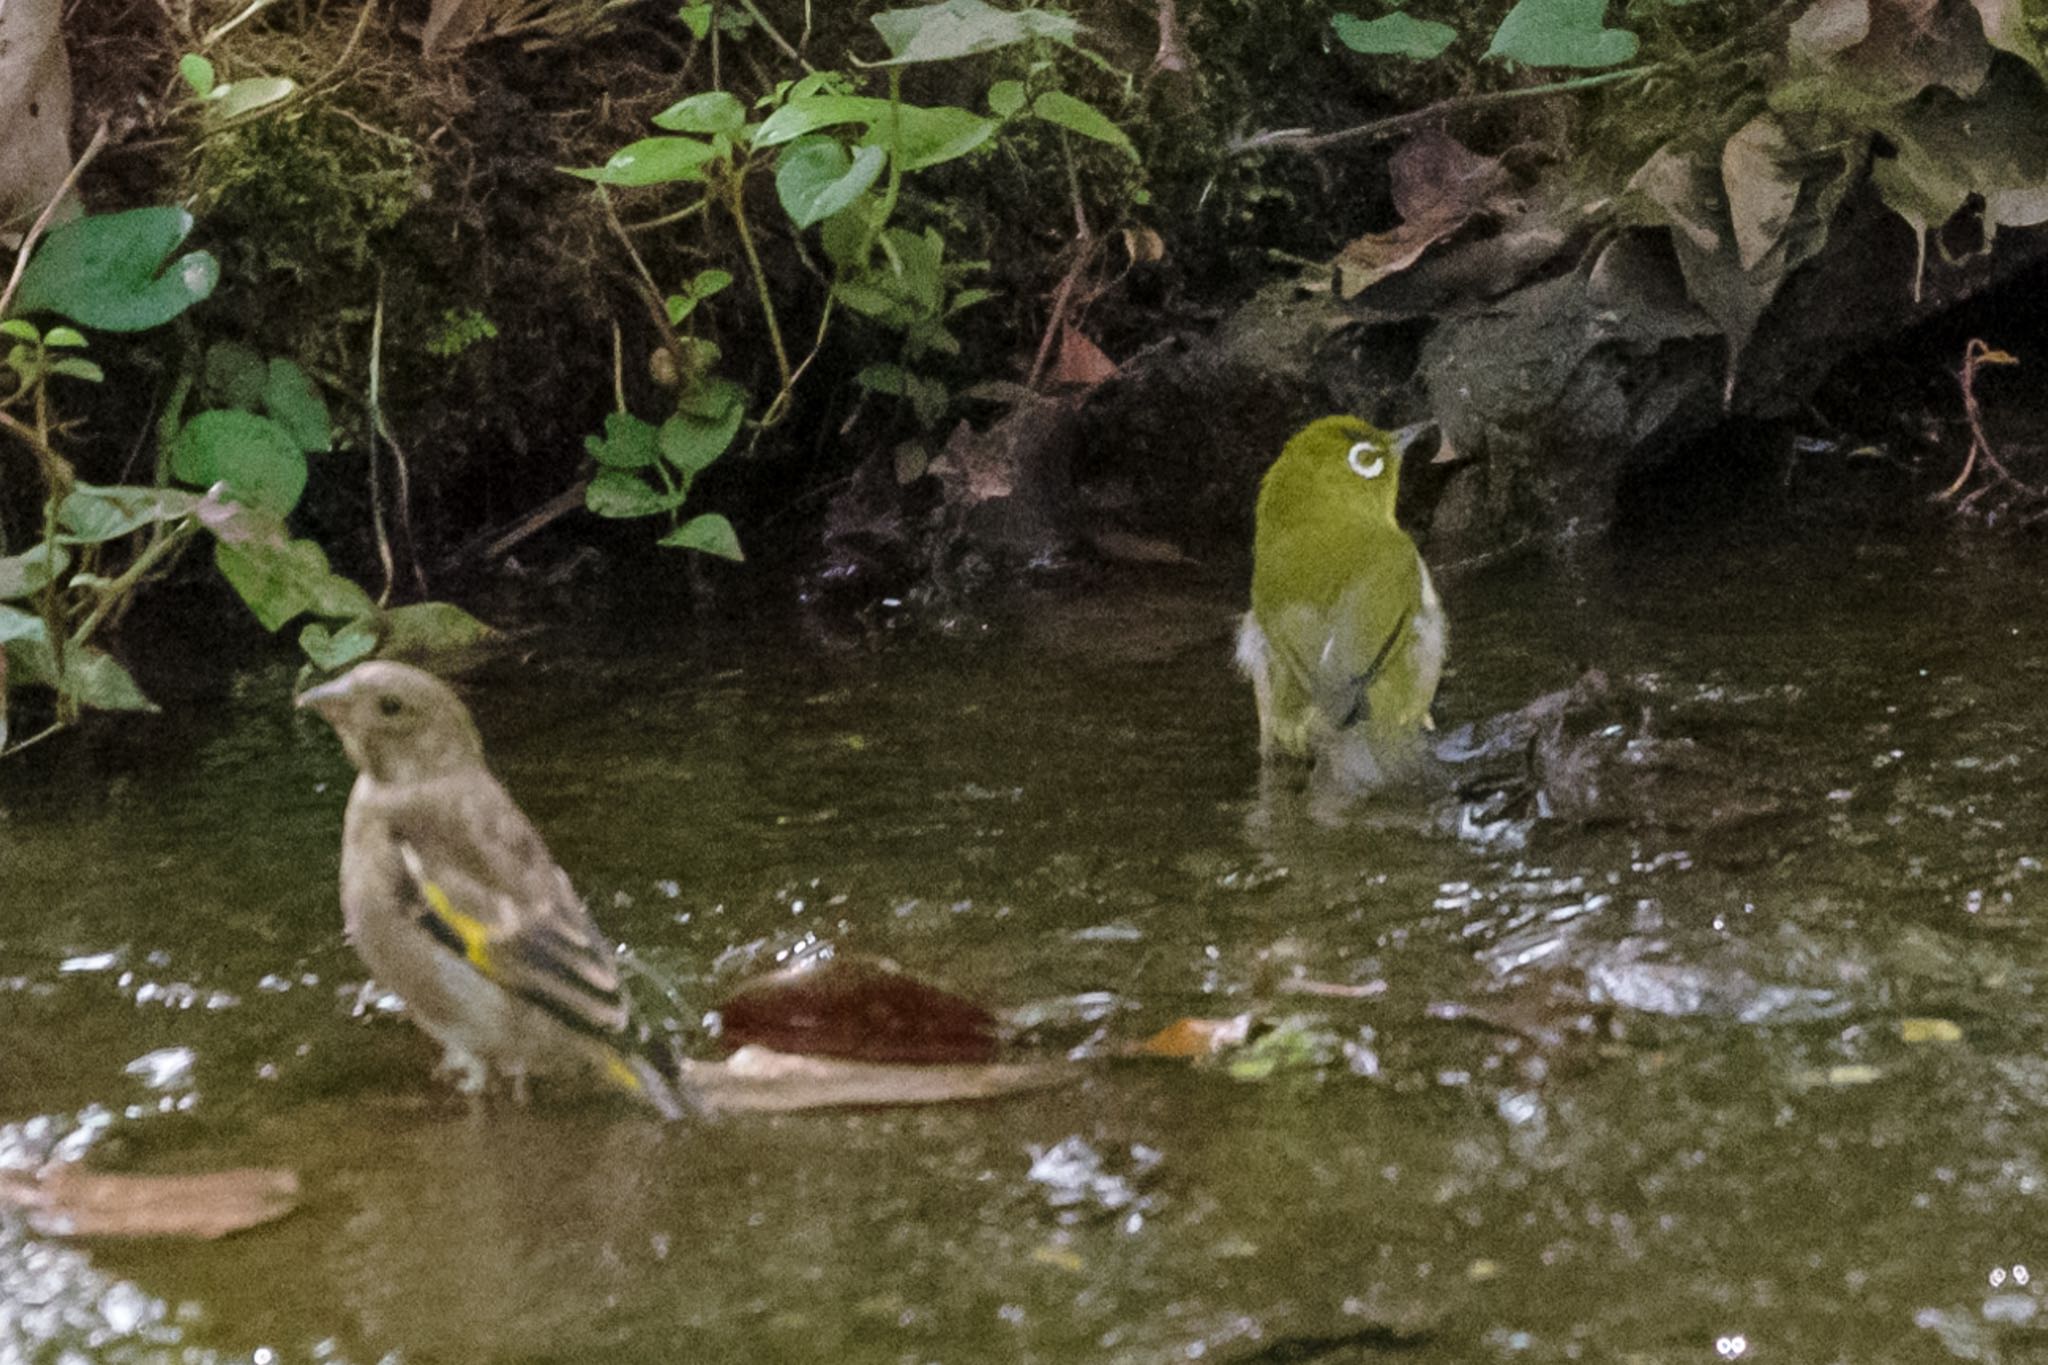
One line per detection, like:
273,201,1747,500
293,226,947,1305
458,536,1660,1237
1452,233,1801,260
298,661,690,1118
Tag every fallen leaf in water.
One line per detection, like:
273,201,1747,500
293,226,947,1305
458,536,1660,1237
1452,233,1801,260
718,954,999,1063
1135,1014,1253,1058
0,1165,300,1240
1900,1017,1964,1044
680,1045,1069,1112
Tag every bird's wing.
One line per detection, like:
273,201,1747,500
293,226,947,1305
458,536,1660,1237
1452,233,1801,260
380,776,633,1041
1266,581,1415,737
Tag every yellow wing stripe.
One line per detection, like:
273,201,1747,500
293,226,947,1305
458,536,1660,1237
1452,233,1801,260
418,880,498,976
603,1054,646,1094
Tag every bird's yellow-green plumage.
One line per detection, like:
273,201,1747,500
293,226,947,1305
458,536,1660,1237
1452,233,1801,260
297,660,691,1118
1237,415,1445,789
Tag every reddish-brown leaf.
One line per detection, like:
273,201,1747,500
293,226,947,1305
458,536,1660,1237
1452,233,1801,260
718,955,1000,1063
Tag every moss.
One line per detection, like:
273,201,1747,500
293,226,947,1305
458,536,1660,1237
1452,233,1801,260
193,105,418,284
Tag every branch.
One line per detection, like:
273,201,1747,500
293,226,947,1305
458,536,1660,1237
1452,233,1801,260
1227,66,1659,158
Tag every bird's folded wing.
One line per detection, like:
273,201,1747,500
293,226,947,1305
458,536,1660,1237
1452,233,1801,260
1269,589,1413,735
384,783,632,1041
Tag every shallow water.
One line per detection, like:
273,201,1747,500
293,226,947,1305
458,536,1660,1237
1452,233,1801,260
6,538,2048,1364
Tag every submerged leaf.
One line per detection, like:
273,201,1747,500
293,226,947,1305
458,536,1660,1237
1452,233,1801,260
0,1166,300,1240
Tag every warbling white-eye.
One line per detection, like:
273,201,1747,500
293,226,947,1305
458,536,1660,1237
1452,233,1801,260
1236,415,1445,792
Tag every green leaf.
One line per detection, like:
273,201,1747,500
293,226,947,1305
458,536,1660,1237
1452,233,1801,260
262,358,332,452
860,103,997,171
13,207,220,332
1030,90,1137,162
567,136,719,186
655,91,748,135
658,512,743,560
0,604,45,643
209,76,297,122
178,53,217,98
856,362,910,394
832,277,912,324
678,2,712,38
1332,11,1458,59
67,648,157,711
47,357,104,382
212,536,375,632
947,286,994,315
376,601,498,660
299,618,379,670
688,267,734,299
585,410,661,468
664,269,733,325
776,138,889,229
0,320,39,342
755,95,893,148
659,382,745,473
57,483,201,543
869,0,1080,64
586,470,689,518
6,633,157,711
43,327,86,348
988,79,1026,117
819,193,890,270
205,340,267,409
1486,0,1638,67
169,410,310,515
0,544,69,599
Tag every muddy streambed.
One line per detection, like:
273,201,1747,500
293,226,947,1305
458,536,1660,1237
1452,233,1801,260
4,538,2048,1363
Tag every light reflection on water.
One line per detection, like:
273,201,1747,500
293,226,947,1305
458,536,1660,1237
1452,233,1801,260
3,543,2048,1361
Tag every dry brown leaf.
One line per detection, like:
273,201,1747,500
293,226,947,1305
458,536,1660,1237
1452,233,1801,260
0,1166,300,1241
421,0,495,56
1120,226,1167,264
1135,1014,1252,1058
1334,129,1510,299
1722,115,1801,271
680,1046,1071,1112
1052,324,1119,388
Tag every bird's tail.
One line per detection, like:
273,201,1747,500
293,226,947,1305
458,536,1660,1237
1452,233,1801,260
597,1036,704,1121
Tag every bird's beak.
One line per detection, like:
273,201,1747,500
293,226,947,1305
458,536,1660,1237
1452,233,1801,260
295,674,354,722
1391,422,1438,461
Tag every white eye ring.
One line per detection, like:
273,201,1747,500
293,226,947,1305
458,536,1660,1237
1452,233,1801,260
1347,442,1385,479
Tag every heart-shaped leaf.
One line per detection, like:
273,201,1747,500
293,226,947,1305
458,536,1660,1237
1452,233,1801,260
777,138,889,229
1486,0,1638,68
13,208,219,333
168,410,309,516
1333,11,1458,59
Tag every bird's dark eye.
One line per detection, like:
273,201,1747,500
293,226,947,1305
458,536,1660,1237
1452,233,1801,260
378,695,405,718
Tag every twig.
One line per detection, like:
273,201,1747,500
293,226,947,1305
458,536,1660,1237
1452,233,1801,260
0,123,110,321
1937,338,2031,501
1227,66,1659,158
366,275,397,605
597,188,695,383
